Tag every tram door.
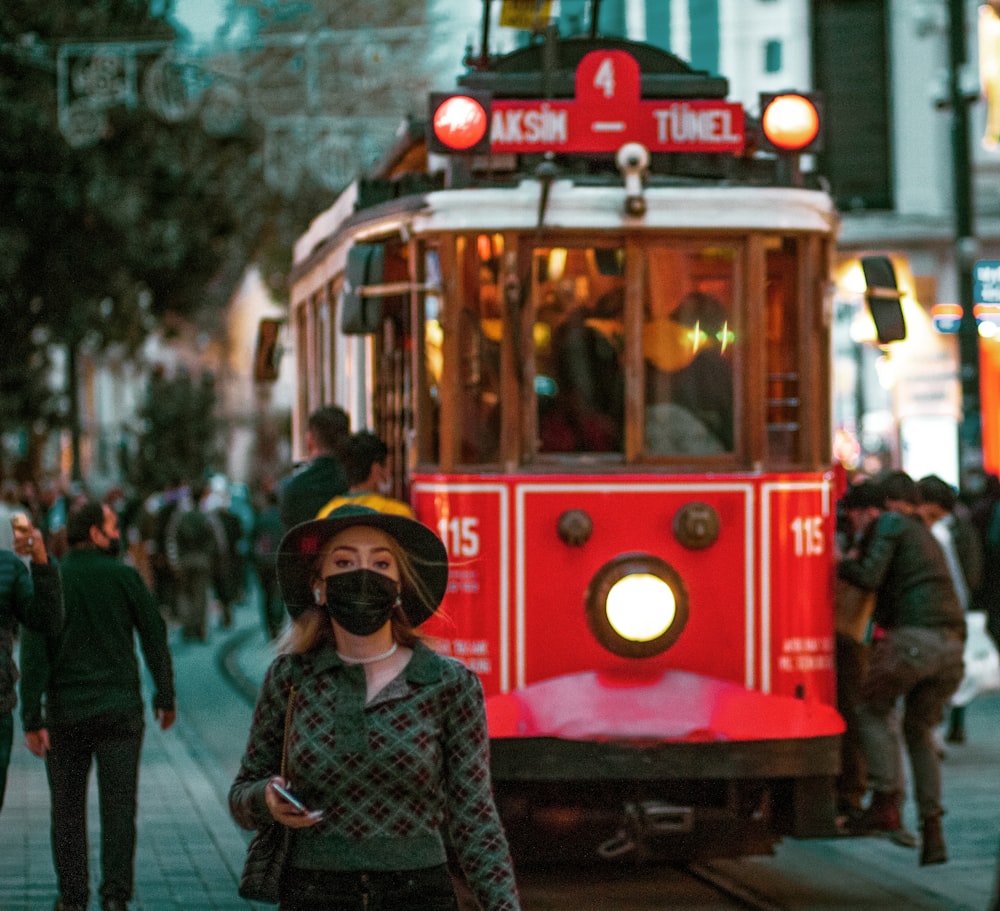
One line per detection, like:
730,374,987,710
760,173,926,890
369,240,414,501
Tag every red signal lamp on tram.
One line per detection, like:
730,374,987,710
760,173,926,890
758,92,823,153
428,92,492,154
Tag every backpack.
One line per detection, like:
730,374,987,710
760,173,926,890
173,508,215,554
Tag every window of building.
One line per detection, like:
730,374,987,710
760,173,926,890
764,39,783,74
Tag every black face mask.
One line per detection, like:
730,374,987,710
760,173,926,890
323,569,398,636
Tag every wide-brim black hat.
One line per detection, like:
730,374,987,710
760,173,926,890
276,504,449,624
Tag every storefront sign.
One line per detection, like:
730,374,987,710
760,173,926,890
974,260,1000,304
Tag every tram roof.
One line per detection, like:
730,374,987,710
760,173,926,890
292,179,839,272
416,180,839,234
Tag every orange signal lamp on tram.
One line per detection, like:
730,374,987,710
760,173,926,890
759,92,823,153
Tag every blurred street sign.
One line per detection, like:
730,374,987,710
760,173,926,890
973,260,1000,304
500,1,553,30
931,302,963,334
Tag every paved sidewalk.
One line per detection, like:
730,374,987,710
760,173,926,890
0,628,267,911
5,608,998,911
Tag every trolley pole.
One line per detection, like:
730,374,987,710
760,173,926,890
948,0,983,484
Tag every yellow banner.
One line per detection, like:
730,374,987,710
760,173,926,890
500,0,553,30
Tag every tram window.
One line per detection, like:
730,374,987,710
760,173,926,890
423,249,443,463
427,236,503,466
642,245,736,455
535,245,625,454
318,289,333,406
765,238,801,462
459,241,502,463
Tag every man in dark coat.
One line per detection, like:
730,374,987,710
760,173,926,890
278,405,351,530
20,500,175,911
1,512,62,812
838,471,965,866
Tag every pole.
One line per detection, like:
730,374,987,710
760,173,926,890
948,0,983,485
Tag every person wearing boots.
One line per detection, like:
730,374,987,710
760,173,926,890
833,479,882,826
917,474,983,746
837,471,966,865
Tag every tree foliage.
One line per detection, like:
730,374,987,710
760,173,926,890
129,366,219,491
0,0,435,482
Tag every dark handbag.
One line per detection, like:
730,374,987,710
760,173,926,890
239,684,297,903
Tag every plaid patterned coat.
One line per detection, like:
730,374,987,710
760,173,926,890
230,640,521,911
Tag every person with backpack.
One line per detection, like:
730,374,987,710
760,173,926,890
251,480,285,641
165,482,228,642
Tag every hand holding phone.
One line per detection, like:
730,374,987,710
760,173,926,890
269,780,323,822
271,781,307,812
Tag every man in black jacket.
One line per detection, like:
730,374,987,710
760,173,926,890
278,405,351,530
838,471,965,866
0,512,62,812
20,501,175,911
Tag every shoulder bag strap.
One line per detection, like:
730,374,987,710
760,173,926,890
280,685,296,780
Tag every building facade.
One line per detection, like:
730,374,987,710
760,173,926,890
52,0,1000,494
588,0,1000,485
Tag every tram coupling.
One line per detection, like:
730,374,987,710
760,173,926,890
597,800,695,860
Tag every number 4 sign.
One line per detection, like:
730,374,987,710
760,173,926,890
490,50,745,154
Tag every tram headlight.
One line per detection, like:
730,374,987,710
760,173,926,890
607,574,675,639
586,554,689,659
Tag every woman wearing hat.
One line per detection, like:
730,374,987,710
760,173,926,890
229,505,521,911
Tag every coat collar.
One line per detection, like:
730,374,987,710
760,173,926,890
306,638,443,685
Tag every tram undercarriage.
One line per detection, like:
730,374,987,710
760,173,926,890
491,738,841,865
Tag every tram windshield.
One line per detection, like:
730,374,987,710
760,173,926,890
643,244,736,455
534,245,625,454
418,230,818,470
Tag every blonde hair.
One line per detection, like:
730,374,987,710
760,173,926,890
278,531,440,656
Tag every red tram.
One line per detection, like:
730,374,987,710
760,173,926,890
284,12,846,863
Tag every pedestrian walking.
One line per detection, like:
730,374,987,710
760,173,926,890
229,504,521,911
165,481,229,642
838,471,966,865
251,481,285,641
20,499,176,911
278,405,351,531
316,430,416,519
146,480,185,618
991,834,1000,911
1,511,62,812
917,474,983,744
971,475,1000,651
0,479,24,551
833,479,881,824
210,492,245,629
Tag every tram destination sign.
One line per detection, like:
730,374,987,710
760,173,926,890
490,50,745,155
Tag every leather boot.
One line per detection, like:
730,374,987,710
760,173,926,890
848,790,901,834
945,706,966,744
920,815,948,865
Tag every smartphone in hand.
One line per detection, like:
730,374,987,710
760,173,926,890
272,782,307,812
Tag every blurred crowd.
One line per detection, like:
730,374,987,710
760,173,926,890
0,473,280,643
